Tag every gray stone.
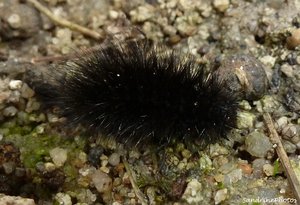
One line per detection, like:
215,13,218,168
91,170,112,193
0,0,41,39
49,147,68,167
108,153,120,166
245,131,273,158
3,106,18,117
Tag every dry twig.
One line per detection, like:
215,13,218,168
30,55,70,63
263,113,300,204
26,0,104,40
123,159,148,205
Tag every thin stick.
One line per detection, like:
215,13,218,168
31,55,69,63
263,113,300,203
123,159,148,205
26,0,104,40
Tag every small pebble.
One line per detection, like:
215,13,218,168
130,198,136,204
7,13,21,28
49,147,68,167
0,2,41,39
100,166,110,174
52,28,73,54
214,174,224,182
175,143,185,152
129,5,155,23
8,90,21,103
9,80,22,90
252,158,268,177
128,192,136,198
218,162,235,175
175,15,198,36
238,162,253,175
79,166,96,177
47,113,60,123
263,164,274,176
35,125,45,134
259,55,276,68
2,162,15,174
101,159,108,167
54,193,72,205
239,100,252,111
35,162,45,172
0,91,10,104
213,156,229,168
26,99,40,113
287,29,300,49
275,116,288,130
178,0,194,9
128,150,140,159
113,177,122,186
171,155,180,166
214,188,228,204
44,162,56,172
296,141,300,149
3,106,18,117
282,140,297,153
223,169,242,185
100,154,108,161
122,172,131,185
182,179,203,204
217,54,268,100
78,151,87,164
199,154,213,171
236,111,255,129
254,95,279,113
109,10,119,19
146,187,156,205
245,131,273,158
213,0,229,12
15,167,26,177
209,144,229,157
181,149,192,159
281,64,294,78
281,124,300,143
21,83,35,99
168,35,181,45
0,195,35,205
177,161,186,170
91,170,112,193
108,153,120,166
76,189,97,204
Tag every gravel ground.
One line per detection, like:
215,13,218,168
1,0,300,204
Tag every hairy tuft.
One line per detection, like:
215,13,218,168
34,40,238,147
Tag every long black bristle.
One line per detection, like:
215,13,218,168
34,40,238,147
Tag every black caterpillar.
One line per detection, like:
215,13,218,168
33,40,238,147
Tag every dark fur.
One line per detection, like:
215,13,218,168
34,40,238,147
